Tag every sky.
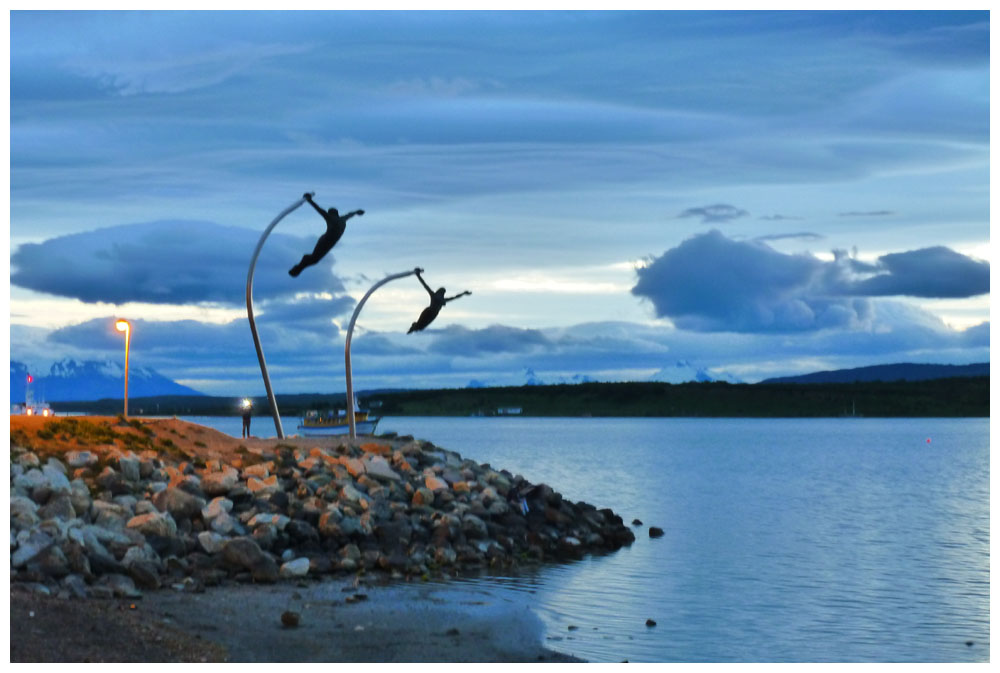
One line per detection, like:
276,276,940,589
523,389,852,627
8,9,991,396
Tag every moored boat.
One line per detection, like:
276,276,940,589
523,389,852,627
297,406,380,436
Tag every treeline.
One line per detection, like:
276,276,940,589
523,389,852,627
50,377,989,418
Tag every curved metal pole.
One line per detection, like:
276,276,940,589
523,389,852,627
246,194,313,438
345,268,419,439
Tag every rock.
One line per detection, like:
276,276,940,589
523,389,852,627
631,519,643,526
198,531,227,554
42,464,72,495
38,494,77,521
247,475,280,496
128,561,161,589
209,511,239,535
221,537,278,583
281,611,300,628
33,545,71,577
69,480,92,516
343,458,366,478
648,526,664,538
12,530,55,568
242,463,270,479
10,496,40,530
412,487,435,507
317,508,343,537
201,497,233,521
126,511,178,538
362,455,401,482
462,514,488,539
425,475,448,491
116,454,142,482
279,557,310,578
339,484,367,505
645,618,657,627
102,573,143,598
201,468,239,496
152,487,206,520
248,513,290,530
65,451,99,468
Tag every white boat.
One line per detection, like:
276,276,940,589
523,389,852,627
296,406,380,436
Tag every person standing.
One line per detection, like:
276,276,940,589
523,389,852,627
241,400,253,438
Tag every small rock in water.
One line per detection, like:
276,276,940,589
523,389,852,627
648,526,664,538
965,641,974,647
445,627,460,637
281,611,300,628
631,519,643,526
645,618,657,627
567,625,579,631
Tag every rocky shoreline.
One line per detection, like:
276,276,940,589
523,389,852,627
10,416,636,605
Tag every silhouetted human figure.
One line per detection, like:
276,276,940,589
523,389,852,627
407,268,471,334
241,401,253,438
289,193,364,277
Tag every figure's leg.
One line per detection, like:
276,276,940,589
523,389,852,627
289,237,334,276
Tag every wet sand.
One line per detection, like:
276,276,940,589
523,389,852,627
11,578,583,663
143,578,582,662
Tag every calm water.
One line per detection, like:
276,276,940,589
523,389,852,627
184,415,989,662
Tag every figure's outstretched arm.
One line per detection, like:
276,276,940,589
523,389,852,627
445,290,472,303
304,195,326,217
415,270,434,295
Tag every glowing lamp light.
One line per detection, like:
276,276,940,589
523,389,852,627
242,398,252,409
115,319,132,418
26,374,33,383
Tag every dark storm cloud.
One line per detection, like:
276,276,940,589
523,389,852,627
631,231,988,333
677,204,749,224
842,246,990,298
11,220,344,306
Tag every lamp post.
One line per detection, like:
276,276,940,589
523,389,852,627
344,268,419,439
115,319,131,418
246,193,313,439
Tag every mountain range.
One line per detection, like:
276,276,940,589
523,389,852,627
761,362,989,384
10,359,205,403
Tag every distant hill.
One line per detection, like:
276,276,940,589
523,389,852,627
761,362,989,385
10,358,205,403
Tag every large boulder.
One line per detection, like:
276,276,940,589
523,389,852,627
152,487,206,520
221,537,278,583
126,511,178,538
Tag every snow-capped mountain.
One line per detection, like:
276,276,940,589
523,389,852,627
10,359,205,403
649,361,742,384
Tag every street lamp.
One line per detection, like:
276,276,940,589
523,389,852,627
115,319,131,418
246,193,314,439
344,268,420,439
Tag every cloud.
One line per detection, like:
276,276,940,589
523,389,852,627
425,324,552,357
754,232,823,242
840,246,990,298
631,230,988,333
838,210,895,217
758,215,806,222
11,220,348,307
677,204,749,224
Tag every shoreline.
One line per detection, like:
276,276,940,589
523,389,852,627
10,415,626,662
11,576,584,663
